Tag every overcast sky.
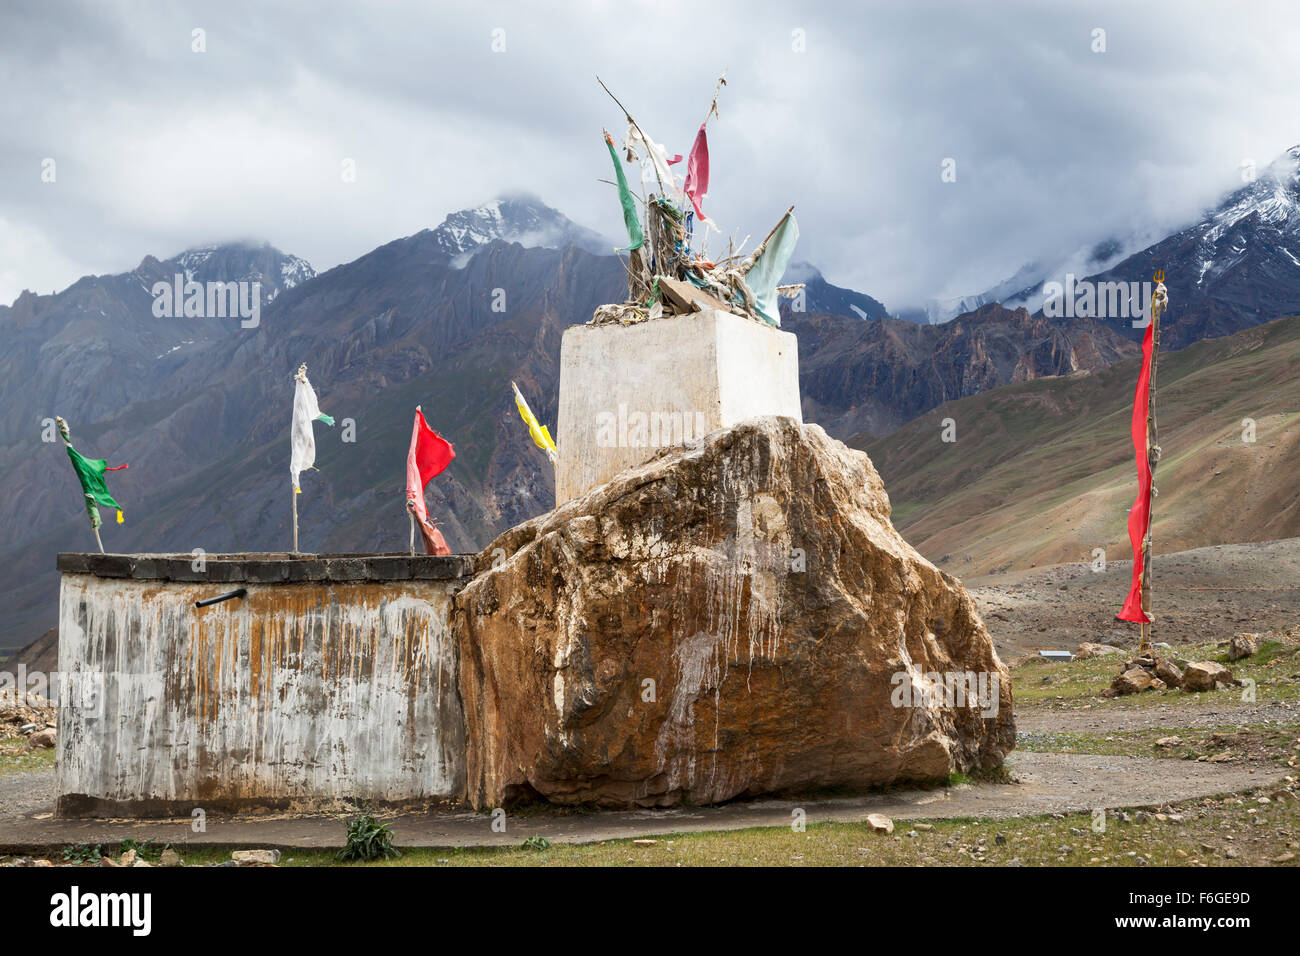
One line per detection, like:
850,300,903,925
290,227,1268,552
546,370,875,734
3,0,1300,310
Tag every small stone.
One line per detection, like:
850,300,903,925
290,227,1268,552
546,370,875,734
1155,659,1183,688
1272,852,1296,863
231,849,281,865
1228,633,1258,661
632,839,657,847
1155,736,1182,748
27,729,55,749
913,823,933,832
1075,642,1123,660
1112,668,1154,695
1183,661,1233,692
118,849,136,867
159,849,182,867
866,813,894,835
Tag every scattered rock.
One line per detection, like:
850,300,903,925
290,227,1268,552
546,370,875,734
1228,633,1258,661
1111,668,1154,695
1075,642,1123,660
1154,659,1183,689
231,849,281,865
866,813,895,835
26,728,56,749
1154,736,1182,748
632,839,657,847
118,849,137,867
159,849,182,867
1183,661,1234,692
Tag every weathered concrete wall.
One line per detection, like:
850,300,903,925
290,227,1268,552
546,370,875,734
56,553,472,817
555,310,801,505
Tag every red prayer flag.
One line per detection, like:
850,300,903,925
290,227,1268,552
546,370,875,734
1117,321,1156,623
405,407,454,555
683,124,710,222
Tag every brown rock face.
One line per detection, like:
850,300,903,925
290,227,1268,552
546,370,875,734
454,417,1014,809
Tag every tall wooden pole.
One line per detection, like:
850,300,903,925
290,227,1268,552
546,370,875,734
1137,275,1168,655
292,490,299,553
408,508,416,556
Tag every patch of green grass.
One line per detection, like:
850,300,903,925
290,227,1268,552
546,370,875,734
1017,722,1300,766
85,791,1298,868
1011,638,1300,709
0,736,56,776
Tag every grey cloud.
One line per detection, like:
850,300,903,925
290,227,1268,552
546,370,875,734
2,0,1299,310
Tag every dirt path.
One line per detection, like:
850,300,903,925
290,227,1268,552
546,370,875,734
968,537,1300,659
0,751,1284,851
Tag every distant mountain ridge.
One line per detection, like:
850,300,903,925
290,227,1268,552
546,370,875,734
4,177,1299,649
920,144,1300,338
419,194,611,265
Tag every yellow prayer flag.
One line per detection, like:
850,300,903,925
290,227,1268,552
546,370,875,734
511,381,557,464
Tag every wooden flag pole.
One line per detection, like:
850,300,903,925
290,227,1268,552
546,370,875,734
1137,272,1168,655
292,489,299,554
90,500,105,554
408,507,416,556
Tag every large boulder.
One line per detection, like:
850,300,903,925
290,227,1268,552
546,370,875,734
454,417,1015,809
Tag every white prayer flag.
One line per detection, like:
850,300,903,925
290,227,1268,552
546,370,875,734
290,366,334,492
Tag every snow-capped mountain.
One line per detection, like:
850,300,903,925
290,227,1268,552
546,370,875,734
1071,144,1300,346
423,194,611,266
780,262,889,320
923,145,1300,337
924,233,1165,325
135,241,316,305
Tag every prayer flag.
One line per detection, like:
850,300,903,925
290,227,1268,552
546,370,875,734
605,131,644,251
512,381,557,464
290,367,334,493
405,406,454,555
1117,316,1158,623
745,210,800,326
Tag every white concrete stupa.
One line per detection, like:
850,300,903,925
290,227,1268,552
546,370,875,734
556,305,802,504
556,84,806,505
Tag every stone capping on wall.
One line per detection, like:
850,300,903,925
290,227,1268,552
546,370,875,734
56,552,475,584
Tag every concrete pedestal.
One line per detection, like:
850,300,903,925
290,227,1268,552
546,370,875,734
555,309,802,505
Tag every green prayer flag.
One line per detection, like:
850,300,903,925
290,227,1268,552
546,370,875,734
66,445,122,512
605,132,644,252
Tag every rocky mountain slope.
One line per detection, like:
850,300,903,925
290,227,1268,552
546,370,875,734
860,313,1300,577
